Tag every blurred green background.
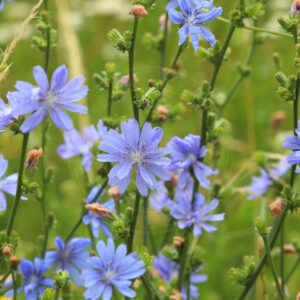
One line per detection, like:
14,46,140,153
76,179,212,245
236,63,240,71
0,0,299,299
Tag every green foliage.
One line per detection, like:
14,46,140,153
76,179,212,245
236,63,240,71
229,256,256,285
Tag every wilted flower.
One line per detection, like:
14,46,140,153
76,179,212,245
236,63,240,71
270,111,286,130
25,148,43,171
268,198,284,216
45,237,91,286
153,253,207,299
86,203,113,217
131,4,148,18
4,258,54,299
168,134,217,189
57,125,98,172
291,0,300,15
7,65,88,133
168,0,222,50
108,185,121,200
0,155,27,211
83,199,115,238
0,99,13,130
97,119,171,196
86,185,106,205
171,192,225,236
173,236,185,247
82,239,146,299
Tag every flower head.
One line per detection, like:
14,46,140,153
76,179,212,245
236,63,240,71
97,119,109,140
171,192,225,236
168,134,217,189
168,0,222,50
247,160,290,200
166,0,211,11
4,257,54,299
0,99,13,130
291,0,300,15
282,122,300,172
45,236,91,286
82,239,146,299
83,199,116,238
97,119,171,196
0,155,27,211
153,253,207,299
149,180,174,212
0,0,13,11
7,65,88,133
57,125,98,172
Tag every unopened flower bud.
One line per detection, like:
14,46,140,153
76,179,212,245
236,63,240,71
2,245,11,256
173,236,184,247
105,62,116,79
268,199,284,216
25,148,43,171
85,203,112,218
108,186,121,200
157,105,168,116
174,60,181,71
148,79,154,87
120,74,139,88
165,171,178,188
291,0,300,15
270,111,287,130
158,115,166,121
256,217,267,237
158,285,166,294
167,70,174,78
284,244,297,254
131,5,148,18
133,279,141,289
10,256,20,269
90,250,96,257
170,289,182,300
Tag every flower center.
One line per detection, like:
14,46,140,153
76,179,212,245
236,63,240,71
186,14,195,26
103,269,116,282
29,274,39,284
61,249,71,262
44,91,58,106
128,150,144,165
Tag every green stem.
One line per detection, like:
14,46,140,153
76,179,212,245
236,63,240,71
161,218,174,248
44,0,51,73
107,79,113,117
12,271,17,300
160,13,169,79
217,17,293,39
176,229,191,290
64,180,108,242
6,133,29,236
143,197,148,247
262,236,285,300
129,17,140,123
144,45,183,124
141,273,163,300
127,191,140,253
54,287,60,300
148,223,157,254
280,225,284,287
284,254,300,284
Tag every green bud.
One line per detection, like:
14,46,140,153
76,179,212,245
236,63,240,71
277,17,294,32
54,270,70,288
47,211,55,229
105,62,116,79
161,246,178,261
256,217,267,237
275,72,288,86
27,182,39,193
229,256,256,285
145,87,160,102
107,29,123,43
94,73,108,89
190,246,205,269
236,64,251,78
112,219,128,238
46,168,53,183
181,89,196,104
36,234,45,257
273,52,281,70
207,112,216,130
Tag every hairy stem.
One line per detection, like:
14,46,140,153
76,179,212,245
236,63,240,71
129,17,140,123
6,133,29,236
262,236,285,300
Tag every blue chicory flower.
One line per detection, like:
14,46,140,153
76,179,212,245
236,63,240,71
149,180,174,212
282,122,300,172
4,257,54,299
0,155,27,211
83,198,116,238
291,0,300,15
45,236,91,286
81,239,146,299
153,253,207,299
171,191,225,236
168,134,217,189
86,184,106,204
97,119,171,196
7,65,88,133
168,0,222,50
248,160,290,200
57,125,98,172
0,0,13,11
0,98,13,130
166,0,211,11
97,119,109,140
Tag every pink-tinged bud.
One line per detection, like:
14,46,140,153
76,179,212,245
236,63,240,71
85,203,112,217
273,278,289,298
270,111,286,130
284,244,297,254
174,60,181,71
150,267,160,277
173,236,184,247
2,245,11,256
108,185,121,200
133,279,142,289
268,199,284,216
25,148,43,171
291,0,300,14
159,14,171,31
10,256,20,264
170,290,182,300
131,5,148,18
157,105,168,116
158,286,166,294
90,250,96,257
120,74,139,88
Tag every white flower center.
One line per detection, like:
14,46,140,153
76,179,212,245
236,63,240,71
186,15,195,26
128,151,144,165
29,274,39,283
43,91,58,107
103,269,116,282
